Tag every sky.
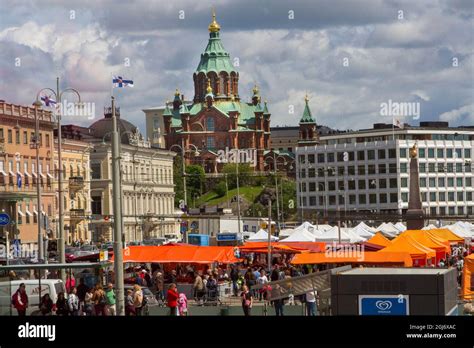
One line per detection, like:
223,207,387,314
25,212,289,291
0,0,473,135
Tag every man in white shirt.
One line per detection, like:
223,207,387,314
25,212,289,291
256,270,268,301
305,289,318,316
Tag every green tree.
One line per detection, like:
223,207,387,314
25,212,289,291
213,181,227,198
186,165,205,203
221,163,252,189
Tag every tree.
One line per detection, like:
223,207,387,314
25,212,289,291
186,165,205,203
221,163,252,189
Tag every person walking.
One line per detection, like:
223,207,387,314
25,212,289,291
244,267,256,296
125,289,136,316
56,292,69,316
178,293,188,316
273,284,285,316
68,287,80,316
154,271,165,304
241,285,253,316
92,284,107,316
257,270,269,301
167,283,179,316
76,278,89,314
39,294,53,316
305,289,318,316
133,284,144,316
83,288,94,316
193,272,204,304
11,283,28,316
105,283,116,316
230,265,239,296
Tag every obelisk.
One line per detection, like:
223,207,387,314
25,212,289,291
406,143,424,229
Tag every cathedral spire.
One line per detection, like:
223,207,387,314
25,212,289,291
208,7,221,33
300,93,315,123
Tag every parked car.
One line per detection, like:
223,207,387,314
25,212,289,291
73,245,99,258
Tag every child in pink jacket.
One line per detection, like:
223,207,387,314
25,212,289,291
178,293,188,316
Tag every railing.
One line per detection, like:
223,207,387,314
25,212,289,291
70,208,86,219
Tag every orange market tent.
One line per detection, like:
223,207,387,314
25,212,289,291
462,254,474,300
400,230,451,263
425,228,464,244
378,234,436,266
291,251,413,267
366,232,392,248
239,242,309,254
112,245,239,264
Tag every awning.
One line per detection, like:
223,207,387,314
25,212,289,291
25,209,33,217
17,209,25,217
291,251,413,267
24,171,31,177
32,172,37,178
16,171,23,177
112,245,240,264
39,172,46,179
8,171,15,176
0,170,6,176
47,173,54,179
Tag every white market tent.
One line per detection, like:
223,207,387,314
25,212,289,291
248,229,278,242
349,225,375,239
422,224,438,230
394,222,407,232
278,228,295,237
355,222,377,233
280,228,316,242
445,224,472,240
376,223,400,238
313,226,364,243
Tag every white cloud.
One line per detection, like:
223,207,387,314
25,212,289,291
439,104,474,123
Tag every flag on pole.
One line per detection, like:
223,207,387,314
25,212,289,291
113,76,134,88
40,95,57,107
393,118,404,129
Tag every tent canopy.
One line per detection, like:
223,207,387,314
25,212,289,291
239,242,308,253
248,229,278,242
378,234,436,259
400,230,450,252
113,245,239,264
291,251,413,267
366,232,392,248
462,253,474,300
426,228,464,244
280,228,316,242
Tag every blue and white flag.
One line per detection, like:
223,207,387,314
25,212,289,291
40,95,57,107
113,76,134,88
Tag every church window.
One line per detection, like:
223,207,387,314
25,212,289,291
207,117,215,131
206,136,215,149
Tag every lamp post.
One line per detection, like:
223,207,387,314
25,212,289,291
35,78,81,277
264,154,288,234
169,141,199,242
32,101,44,262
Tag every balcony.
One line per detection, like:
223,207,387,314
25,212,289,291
70,208,86,220
69,176,85,190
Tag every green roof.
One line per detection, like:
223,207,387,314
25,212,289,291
196,31,236,74
180,103,190,114
263,101,270,115
170,100,269,128
300,98,315,123
163,104,172,116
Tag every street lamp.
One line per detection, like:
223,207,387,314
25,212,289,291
35,78,82,276
264,154,288,234
169,140,199,242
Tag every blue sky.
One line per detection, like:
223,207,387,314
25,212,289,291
0,0,472,135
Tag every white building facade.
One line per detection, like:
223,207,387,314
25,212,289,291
296,123,474,217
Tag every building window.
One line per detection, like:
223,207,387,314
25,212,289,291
429,178,436,187
358,180,366,190
439,192,446,201
437,149,444,158
378,149,386,160
419,163,426,173
45,134,50,148
428,148,435,158
389,178,397,188
420,178,426,187
206,117,215,131
15,130,20,144
367,150,375,160
457,192,464,201
91,163,101,179
464,149,471,158
357,165,365,175
400,163,407,173
91,196,102,215
358,194,367,204
327,153,335,162
308,154,315,164
401,192,408,202
388,149,396,158
429,192,436,201
390,193,398,203
418,148,425,158
379,179,387,189
401,178,408,188
399,148,407,158
317,154,325,163
357,151,365,161
7,129,12,143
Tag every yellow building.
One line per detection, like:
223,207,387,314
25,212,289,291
0,101,56,246
54,127,91,243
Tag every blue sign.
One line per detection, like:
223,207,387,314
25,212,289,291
0,213,10,226
17,173,22,188
217,233,237,241
359,295,409,315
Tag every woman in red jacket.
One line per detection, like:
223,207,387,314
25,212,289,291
167,283,179,316
12,283,28,316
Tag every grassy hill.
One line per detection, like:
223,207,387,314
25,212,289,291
194,186,264,207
